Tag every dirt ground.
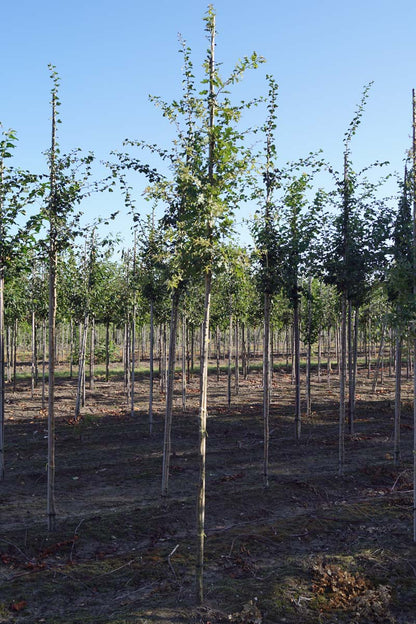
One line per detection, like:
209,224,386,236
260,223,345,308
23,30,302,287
0,359,415,623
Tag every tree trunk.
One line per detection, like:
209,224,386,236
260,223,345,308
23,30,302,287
227,314,232,408
263,292,271,488
31,310,36,399
372,321,386,393
69,317,74,379
327,326,332,387
149,301,154,435
294,299,301,440
75,315,89,420
161,289,180,497
196,271,212,605
234,319,239,395
105,320,110,382
89,317,95,391
216,326,220,382
0,270,4,480
130,311,135,417
306,276,312,418
41,319,46,411
182,313,187,411
394,329,402,465
241,322,247,380
12,319,17,393
339,295,347,476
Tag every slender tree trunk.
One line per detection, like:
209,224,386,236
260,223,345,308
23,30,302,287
349,307,359,435
317,329,322,383
149,301,154,435
241,322,247,380
306,276,312,418
6,325,11,383
263,292,271,488
41,319,46,410
190,325,194,377
89,317,95,391
339,295,347,476
130,311,135,417
394,329,402,465
69,317,74,379
0,270,4,480
412,88,416,542
227,314,232,408
47,245,57,531
372,321,386,393
12,319,17,393
327,326,332,387
103,321,109,382
234,319,239,395
294,298,301,440
31,310,36,399
182,313,187,411
216,326,220,382
161,289,180,497
75,316,88,420
197,271,212,605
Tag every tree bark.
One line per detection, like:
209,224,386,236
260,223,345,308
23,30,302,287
0,269,4,480
294,298,301,440
339,295,347,476
263,292,271,488
161,289,180,497
149,301,154,435
394,329,402,465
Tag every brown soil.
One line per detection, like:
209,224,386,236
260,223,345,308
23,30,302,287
0,361,415,623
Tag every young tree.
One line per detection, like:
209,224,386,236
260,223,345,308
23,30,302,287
251,75,281,487
323,85,391,474
42,65,94,531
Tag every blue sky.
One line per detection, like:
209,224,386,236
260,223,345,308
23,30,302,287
2,0,415,246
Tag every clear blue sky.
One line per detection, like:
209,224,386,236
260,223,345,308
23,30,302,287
2,0,415,246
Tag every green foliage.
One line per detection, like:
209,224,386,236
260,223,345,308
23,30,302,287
322,85,392,306
386,170,415,327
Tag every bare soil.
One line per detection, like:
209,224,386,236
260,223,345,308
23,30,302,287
0,360,415,623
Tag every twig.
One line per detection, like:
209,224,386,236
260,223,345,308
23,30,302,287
391,470,410,492
167,544,179,579
0,538,29,561
97,559,135,577
70,518,85,562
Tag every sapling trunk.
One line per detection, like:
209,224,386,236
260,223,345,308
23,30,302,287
75,315,89,420
372,321,386,393
149,301,154,435
263,292,271,488
161,289,180,497
306,276,312,418
31,310,36,399
216,326,220,382
89,317,95,391
131,311,135,417
41,319,46,410
196,271,211,605
234,319,239,395
394,330,402,465
182,313,187,411
339,295,347,476
294,298,301,440
227,314,232,408
12,319,17,393
327,326,332,387
0,269,4,480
